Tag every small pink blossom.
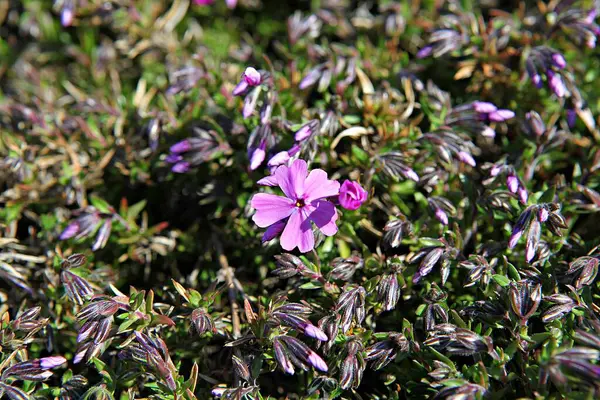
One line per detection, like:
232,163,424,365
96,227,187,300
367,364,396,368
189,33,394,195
250,159,340,253
338,180,368,211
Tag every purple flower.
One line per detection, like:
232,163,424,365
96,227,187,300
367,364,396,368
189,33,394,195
338,180,368,211
250,159,340,253
416,46,433,58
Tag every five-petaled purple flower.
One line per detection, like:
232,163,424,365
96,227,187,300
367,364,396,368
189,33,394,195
251,159,340,253
338,180,368,211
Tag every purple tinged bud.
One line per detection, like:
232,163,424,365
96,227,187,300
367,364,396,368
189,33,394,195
587,36,596,49
488,109,515,122
457,151,476,167
170,140,191,154
267,151,290,168
518,187,529,204
212,388,227,397
40,356,67,370
405,168,420,182
482,126,496,138
507,174,518,193
299,68,322,90
61,8,74,27
172,161,190,173
287,144,300,157
226,0,237,8
567,109,577,128
547,70,566,97
295,125,312,141
538,207,549,222
262,220,286,242
257,174,278,186
249,141,266,171
509,230,523,249
472,101,498,114
243,67,261,86
304,324,329,342
552,53,567,69
165,153,183,164
435,208,449,225
586,9,598,23
526,241,536,263
490,165,502,177
60,222,79,240
232,80,249,96
307,351,328,372
532,74,543,88
416,46,433,59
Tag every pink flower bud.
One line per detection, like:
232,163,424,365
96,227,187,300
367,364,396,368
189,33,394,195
243,67,261,86
338,180,368,211
538,207,549,222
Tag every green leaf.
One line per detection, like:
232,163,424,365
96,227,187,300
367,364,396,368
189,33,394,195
538,185,556,203
90,195,112,213
492,274,510,287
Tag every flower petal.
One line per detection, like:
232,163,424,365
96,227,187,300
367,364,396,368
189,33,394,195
280,210,314,253
276,159,307,200
251,194,295,227
304,169,340,203
307,200,338,236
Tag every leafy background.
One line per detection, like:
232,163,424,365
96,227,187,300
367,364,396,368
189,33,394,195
1,0,600,399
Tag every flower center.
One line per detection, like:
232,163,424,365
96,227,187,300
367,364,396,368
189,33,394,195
295,198,305,208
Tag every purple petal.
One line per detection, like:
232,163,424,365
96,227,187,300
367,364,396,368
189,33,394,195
306,200,338,236
518,187,529,204
508,230,523,249
538,207,549,222
280,210,314,253
262,220,286,242
257,174,279,186
232,79,249,96
251,194,295,228
303,169,340,203
276,159,307,200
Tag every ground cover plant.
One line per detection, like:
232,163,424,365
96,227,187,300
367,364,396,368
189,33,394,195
1,0,600,398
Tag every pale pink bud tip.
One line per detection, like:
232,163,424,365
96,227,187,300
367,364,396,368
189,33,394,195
526,244,536,263
305,324,329,341
508,230,523,249
243,67,261,86
307,352,328,372
538,207,549,222
507,175,518,193
40,356,67,370
435,208,449,225
473,101,497,114
458,151,476,167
